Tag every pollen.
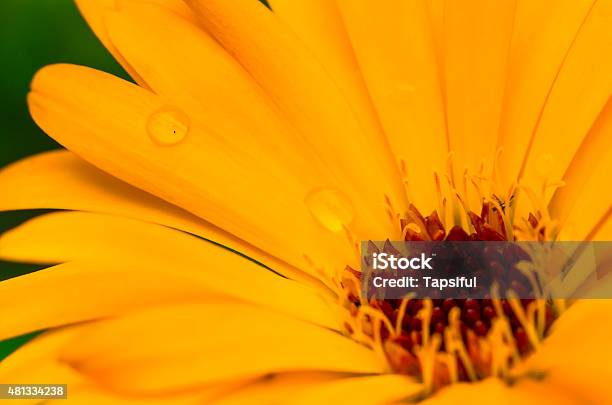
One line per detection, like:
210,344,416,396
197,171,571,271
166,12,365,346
340,200,563,395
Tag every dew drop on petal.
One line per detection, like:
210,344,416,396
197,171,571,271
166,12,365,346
305,188,355,232
147,107,190,146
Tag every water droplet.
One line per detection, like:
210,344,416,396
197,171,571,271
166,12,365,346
305,188,355,232
147,107,190,146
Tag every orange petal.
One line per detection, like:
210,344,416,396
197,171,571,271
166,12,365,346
0,211,342,339
337,0,448,213
58,302,385,393
185,0,408,240
0,151,316,285
28,64,357,279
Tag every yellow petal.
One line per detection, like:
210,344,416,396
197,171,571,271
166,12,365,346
0,261,209,341
267,1,387,181
104,2,327,192
267,0,362,95
104,2,389,245
0,329,239,405
74,0,147,86
337,0,448,213
420,378,579,405
190,372,347,405
117,0,196,22
28,63,356,278
497,0,595,186
518,0,612,189
58,302,386,393
593,214,612,241
215,374,422,405
45,386,217,405
442,0,516,178
425,0,445,78
0,151,315,285
0,211,342,339
550,99,612,240
0,329,81,384
185,0,408,240
284,375,422,405
526,300,612,364
519,300,612,403
74,0,197,89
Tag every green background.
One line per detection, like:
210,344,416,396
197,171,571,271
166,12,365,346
0,0,128,360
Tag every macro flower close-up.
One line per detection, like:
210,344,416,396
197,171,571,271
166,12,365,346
0,0,611,403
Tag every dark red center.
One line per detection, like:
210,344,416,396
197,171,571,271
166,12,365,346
349,202,557,384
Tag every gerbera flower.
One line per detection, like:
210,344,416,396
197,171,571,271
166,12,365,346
0,0,610,403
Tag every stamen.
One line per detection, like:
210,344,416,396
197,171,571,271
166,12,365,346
454,192,475,234
507,293,541,349
359,304,396,340
487,318,513,378
487,196,514,239
395,295,414,336
439,352,458,384
446,152,456,188
443,307,477,381
535,300,548,338
416,332,442,396
341,270,366,307
553,298,566,315
433,172,447,229
339,178,565,392
462,168,470,210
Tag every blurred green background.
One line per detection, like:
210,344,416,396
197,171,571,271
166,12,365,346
0,0,129,360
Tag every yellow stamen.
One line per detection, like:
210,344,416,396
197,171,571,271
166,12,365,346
508,292,541,349
447,307,477,381
395,295,414,336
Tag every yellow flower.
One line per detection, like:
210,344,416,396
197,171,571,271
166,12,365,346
0,0,611,403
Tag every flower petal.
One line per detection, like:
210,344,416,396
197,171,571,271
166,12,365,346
104,2,325,191
103,2,399,246
267,0,387,176
0,329,240,404
420,378,581,405
518,300,612,403
550,99,612,240
214,374,422,405
0,151,314,284
74,0,148,86
337,0,448,213
442,0,517,179
74,0,198,88
424,0,444,72
28,64,356,278
283,375,422,405
0,211,342,340
518,0,612,189
497,0,596,186
185,0,409,239
57,302,386,393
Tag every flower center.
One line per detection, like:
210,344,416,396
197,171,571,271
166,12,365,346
340,200,563,395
